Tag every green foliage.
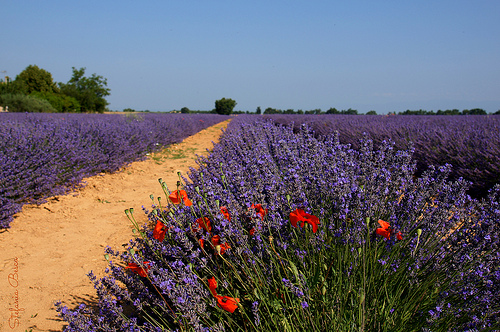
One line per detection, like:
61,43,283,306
342,108,358,115
264,107,281,114
30,91,81,113
180,107,190,114
123,108,136,112
59,67,110,113
399,108,488,115
326,107,340,114
15,65,59,94
256,106,262,114
463,108,487,115
0,78,23,95
1,65,110,113
366,110,377,115
214,98,236,115
0,93,57,112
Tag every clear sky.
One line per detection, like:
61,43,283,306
1,0,499,113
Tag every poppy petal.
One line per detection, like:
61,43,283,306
153,220,166,242
126,262,150,278
377,219,391,230
169,190,192,206
216,295,240,313
376,228,391,240
211,235,220,246
289,209,305,228
196,217,212,232
207,277,218,296
290,209,319,232
220,206,231,221
251,204,268,219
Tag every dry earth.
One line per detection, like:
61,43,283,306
0,119,231,332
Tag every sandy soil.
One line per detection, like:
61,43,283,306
0,119,230,332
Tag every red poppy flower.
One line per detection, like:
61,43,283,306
289,209,320,233
375,219,391,239
196,217,212,233
169,190,192,206
251,204,268,219
126,262,151,278
211,235,231,255
220,206,231,221
207,277,240,313
153,220,166,242
199,238,205,248
216,295,240,313
375,219,403,240
249,227,256,236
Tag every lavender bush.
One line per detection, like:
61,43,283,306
260,114,500,198
57,118,499,331
0,112,229,228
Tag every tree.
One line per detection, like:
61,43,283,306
341,108,358,115
256,106,261,114
264,107,281,114
180,107,190,113
326,107,339,114
59,67,110,113
15,65,58,94
214,98,236,115
467,108,487,115
366,110,377,115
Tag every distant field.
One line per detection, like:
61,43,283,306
248,114,500,197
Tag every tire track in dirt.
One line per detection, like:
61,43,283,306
0,119,231,332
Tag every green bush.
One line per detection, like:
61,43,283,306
0,93,58,112
30,91,81,113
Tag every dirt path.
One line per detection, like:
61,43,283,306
0,119,230,332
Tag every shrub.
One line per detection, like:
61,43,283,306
30,91,81,112
0,93,57,112
56,119,499,331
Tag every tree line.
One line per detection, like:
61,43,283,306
202,103,499,115
0,65,110,113
255,107,498,115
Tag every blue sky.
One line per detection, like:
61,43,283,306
2,0,499,113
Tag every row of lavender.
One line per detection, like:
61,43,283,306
261,114,500,197
58,116,499,331
0,113,229,228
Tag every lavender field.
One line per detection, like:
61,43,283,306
259,114,500,198
0,112,230,228
58,116,499,331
